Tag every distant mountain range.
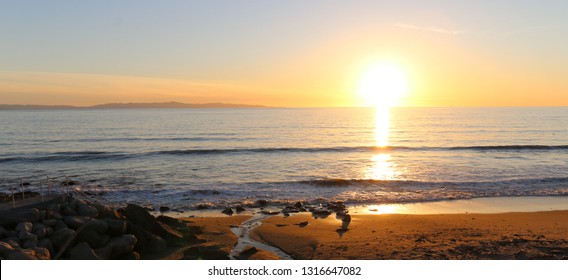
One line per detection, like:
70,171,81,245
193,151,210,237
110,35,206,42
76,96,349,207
0,102,270,110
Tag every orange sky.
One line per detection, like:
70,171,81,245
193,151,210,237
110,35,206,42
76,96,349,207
1,1,567,107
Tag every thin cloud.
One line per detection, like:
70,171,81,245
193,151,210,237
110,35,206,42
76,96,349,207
395,23,466,35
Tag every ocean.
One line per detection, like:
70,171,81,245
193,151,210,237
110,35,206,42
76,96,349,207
1,107,567,210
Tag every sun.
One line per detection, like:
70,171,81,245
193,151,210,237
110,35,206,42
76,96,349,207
357,62,409,107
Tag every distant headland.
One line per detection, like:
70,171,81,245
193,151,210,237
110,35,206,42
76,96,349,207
0,102,271,110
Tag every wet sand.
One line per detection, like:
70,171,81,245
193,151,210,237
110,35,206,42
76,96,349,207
249,211,568,259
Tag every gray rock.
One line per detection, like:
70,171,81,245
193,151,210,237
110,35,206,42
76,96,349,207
294,201,304,209
69,242,101,260
50,228,75,250
102,218,127,236
18,231,37,241
123,204,183,241
15,222,33,234
77,204,98,218
76,228,109,249
255,199,269,207
61,207,77,216
22,238,38,249
42,219,57,227
38,210,46,222
0,208,39,226
235,206,246,213
62,216,89,229
46,204,61,219
92,203,121,219
126,223,167,254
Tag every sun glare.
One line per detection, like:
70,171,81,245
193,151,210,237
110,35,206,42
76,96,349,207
357,62,408,107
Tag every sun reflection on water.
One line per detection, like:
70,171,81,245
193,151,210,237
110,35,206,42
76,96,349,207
365,106,399,180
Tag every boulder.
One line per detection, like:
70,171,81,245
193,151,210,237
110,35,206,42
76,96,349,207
76,229,109,249
37,238,55,257
45,204,61,219
7,250,38,260
221,207,233,215
54,220,67,231
42,219,57,227
0,208,39,226
61,206,77,216
159,206,170,213
91,203,122,219
32,247,50,260
38,210,46,221
156,215,186,228
77,204,98,218
15,222,33,233
126,222,167,253
255,200,269,207
3,238,20,249
0,241,15,257
102,218,127,236
63,217,107,233
50,228,75,250
69,242,101,260
123,204,182,241
0,226,6,239
235,206,246,213
106,234,137,259
22,238,38,249
294,201,304,209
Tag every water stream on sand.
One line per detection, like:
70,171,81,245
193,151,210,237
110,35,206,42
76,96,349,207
229,215,293,260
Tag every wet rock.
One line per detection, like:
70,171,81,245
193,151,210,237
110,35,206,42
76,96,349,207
22,238,38,249
0,208,39,226
37,238,55,257
294,201,304,209
3,238,21,249
156,215,186,228
312,210,331,219
0,226,6,239
18,231,37,242
76,229,109,249
61,207,77,216
77,204,99,218
255,200,269,207
235,206,246,213
46,204,61,219
123,204,182,241
196,204,210,210
237,246,259,260
222,207,234,215
298,221,309,228
69,242,101,260
126,222,167,254
159,206,170,213
51,228,75,250
92,203,122,219
15,222,33,233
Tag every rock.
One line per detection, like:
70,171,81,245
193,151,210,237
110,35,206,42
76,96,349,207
42,219,57,227
312,209,331,219
196,204,209,210
7,250,38,260
18,231,37,241
69,242,101,260
255,200,269,207
0,226,6,239
76,229,109,249
5,230,17,238
50,228,75,250
156,215,186,228
102,218,127,236
237,246,259,260
37,238,55,257
0,241,15,257
38,210,46,221
62,216,107,234
32,247,50,260
106,234,137,259
126,222,167,254
0,208,39,226
221,207,233,215
69,198,86,211
61,207,77,216
123,204,183,241
22,238,38,249
118,251,141,260
3,238,20,249
54,220,68,231
294,201,304,209
77,204,99,218
235,206,246,213
298,221,309,228
159,206,170,213
341,214,351,229
91,203,121,219
46,204,61,219
15,222,33,233
34,228,48,239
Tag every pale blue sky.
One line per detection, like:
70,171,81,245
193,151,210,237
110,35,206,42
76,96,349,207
1,0,567,106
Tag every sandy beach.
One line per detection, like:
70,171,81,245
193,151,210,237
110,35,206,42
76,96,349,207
249,211,568,260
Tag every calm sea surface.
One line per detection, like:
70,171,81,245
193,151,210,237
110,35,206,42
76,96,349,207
1,107,567,209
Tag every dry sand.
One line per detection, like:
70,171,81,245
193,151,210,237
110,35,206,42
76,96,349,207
249,211,568,260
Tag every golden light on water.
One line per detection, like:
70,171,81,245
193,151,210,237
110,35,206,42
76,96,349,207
357,62,409,107
375,106,390,147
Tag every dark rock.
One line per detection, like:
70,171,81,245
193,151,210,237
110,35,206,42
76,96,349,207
237,246,259,260
37,238,55,257
32,247,50,260
51,228,75,250
118,251,141,260
196,204,210,210
38,210,46,221
102,218,127,236
54,220,67,231
126,222,167,254
159,206,170,213
0,226,6,239
76,229,109,249
7,250,38,260
18,231,37,241
221,207,233,215
5,230,17,238
298,221,309,228
312,209,331,219
0,208,40,226
0,241,15,257
341,214,351,229
91,203,122,219
294,201,304,209
255,200,269,207
61,207,77,216
62,216,107,234
45,204,61,219
77,204,99,218
33,224,49,239
22,238,38,249
69,242,101,260
3,238,20,249
156,216,186,228
15,222,33,233
123,204,183,241
235,206,246,213
183,245,229,260
106,234,137,259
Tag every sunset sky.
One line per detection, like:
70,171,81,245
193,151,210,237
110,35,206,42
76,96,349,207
1,0,567,107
